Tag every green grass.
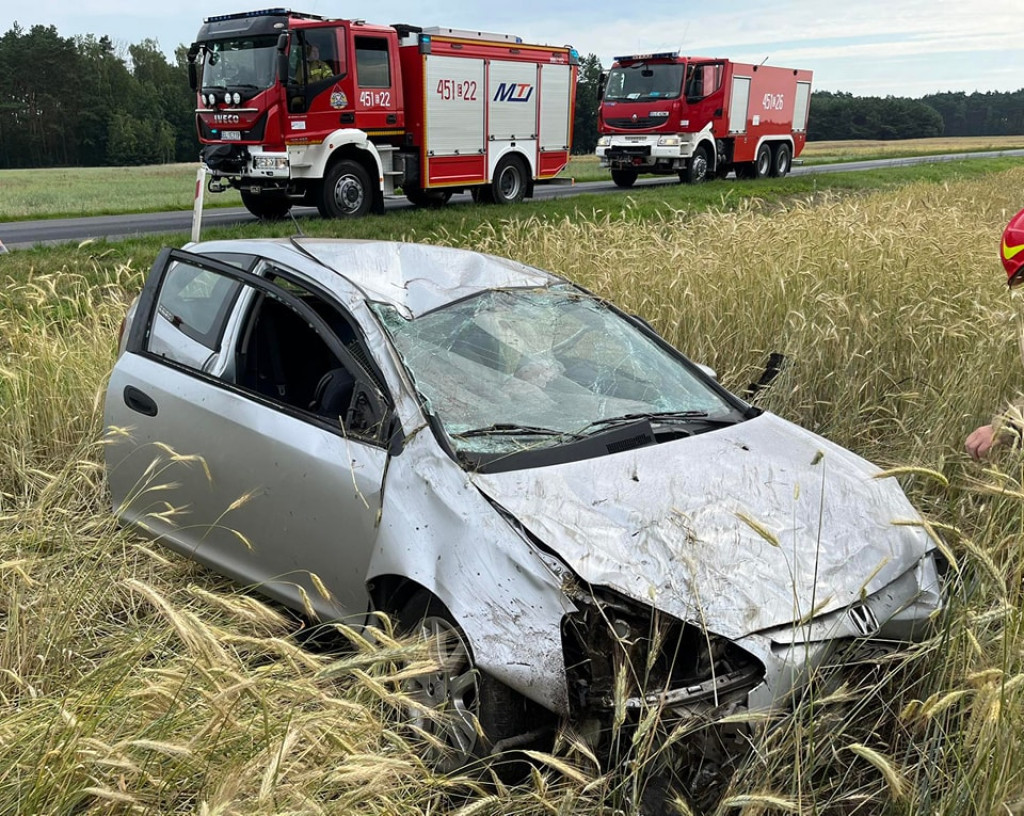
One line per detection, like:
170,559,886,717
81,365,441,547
0,164,243,222
5,162,1024,813
4,136,1022,222
4,155,1014,261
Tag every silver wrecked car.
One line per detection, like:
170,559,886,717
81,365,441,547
104,238,943,777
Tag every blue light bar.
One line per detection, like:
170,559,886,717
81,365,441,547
613,51,679,62
204,8,289,23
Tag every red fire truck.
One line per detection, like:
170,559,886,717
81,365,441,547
595,52,812,187
186,9,578,218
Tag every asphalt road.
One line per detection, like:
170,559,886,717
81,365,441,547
3,149,1023,251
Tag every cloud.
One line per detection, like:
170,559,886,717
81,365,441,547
8,0,1023,97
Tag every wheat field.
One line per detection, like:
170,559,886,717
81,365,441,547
3,169,1024,814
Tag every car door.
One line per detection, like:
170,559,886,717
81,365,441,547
104,248,394,621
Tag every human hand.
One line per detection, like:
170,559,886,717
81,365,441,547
966,424,997,460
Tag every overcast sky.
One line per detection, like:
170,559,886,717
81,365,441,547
7,0,1021,97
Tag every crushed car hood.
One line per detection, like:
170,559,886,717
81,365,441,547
471,412,932,639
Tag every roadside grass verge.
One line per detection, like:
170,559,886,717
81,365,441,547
3,156,1021,261
3,136,1022,221
0,164,243,222
3,166,1024,813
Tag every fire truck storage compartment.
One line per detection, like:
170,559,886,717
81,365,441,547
487,60,538,180
728,76,751,134
425,55,487,185
538,63,572,176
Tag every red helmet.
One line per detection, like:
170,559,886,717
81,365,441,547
1002,208,1024,286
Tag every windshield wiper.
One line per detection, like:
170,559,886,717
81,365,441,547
454,423,582,439
580,410,739,434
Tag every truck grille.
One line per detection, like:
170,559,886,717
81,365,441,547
606,117,660,129
604,146,652,160
198,113,267,143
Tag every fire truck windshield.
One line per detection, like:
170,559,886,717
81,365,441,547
604,63,684,102
200,36,279,92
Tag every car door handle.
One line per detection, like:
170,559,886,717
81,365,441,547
123,385,158,417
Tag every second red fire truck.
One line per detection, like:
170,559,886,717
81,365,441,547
187,9,578,219
596,52,812,187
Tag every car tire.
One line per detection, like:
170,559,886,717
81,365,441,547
770,143,792,178
398,591,527,772
611,168,638,188
240,190,292,220
318,159,373,218
754,144,771,179
488,155,528,205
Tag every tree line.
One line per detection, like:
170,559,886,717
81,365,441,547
1,23,1022,169
0,23,194,168
572,58,1024,152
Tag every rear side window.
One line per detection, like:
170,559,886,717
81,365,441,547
147,261,241,367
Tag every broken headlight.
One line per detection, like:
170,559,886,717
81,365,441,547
560,586,765,718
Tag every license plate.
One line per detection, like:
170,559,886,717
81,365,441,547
625,136,645,142
221,130,241,141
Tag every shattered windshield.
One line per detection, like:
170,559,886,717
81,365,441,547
605,63,684,101
200,36,279,91
375,286,738,457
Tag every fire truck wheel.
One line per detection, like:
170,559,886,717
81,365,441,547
320,160,373,218
489,155,528,205
611,168,638,188
682,146,710,184
770,143,792,177
754,144,772,179
240,190,292,220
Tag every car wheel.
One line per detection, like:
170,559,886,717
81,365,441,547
489,155,528,205
405,187,453,208
770,143,792,178
398,591,527,772
240,190,292,220
682,145,710,184
611,168,638,188
319,159,373,218
754,144,771,179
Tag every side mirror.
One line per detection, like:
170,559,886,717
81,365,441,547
277,33,290,83
187,43,201,91
598,71,607,100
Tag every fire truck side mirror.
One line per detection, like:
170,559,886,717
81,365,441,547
598,71,607,100
186,44,200,92
276,33,289,84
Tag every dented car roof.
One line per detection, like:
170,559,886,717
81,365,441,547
186,237,562,318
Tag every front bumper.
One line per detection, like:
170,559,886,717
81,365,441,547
200,144,290,183
597,134,696,170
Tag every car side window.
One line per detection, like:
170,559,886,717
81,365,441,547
146,260,242,368
231,268,383,436
138,250,389,441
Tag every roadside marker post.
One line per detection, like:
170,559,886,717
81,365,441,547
191,164,208,243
